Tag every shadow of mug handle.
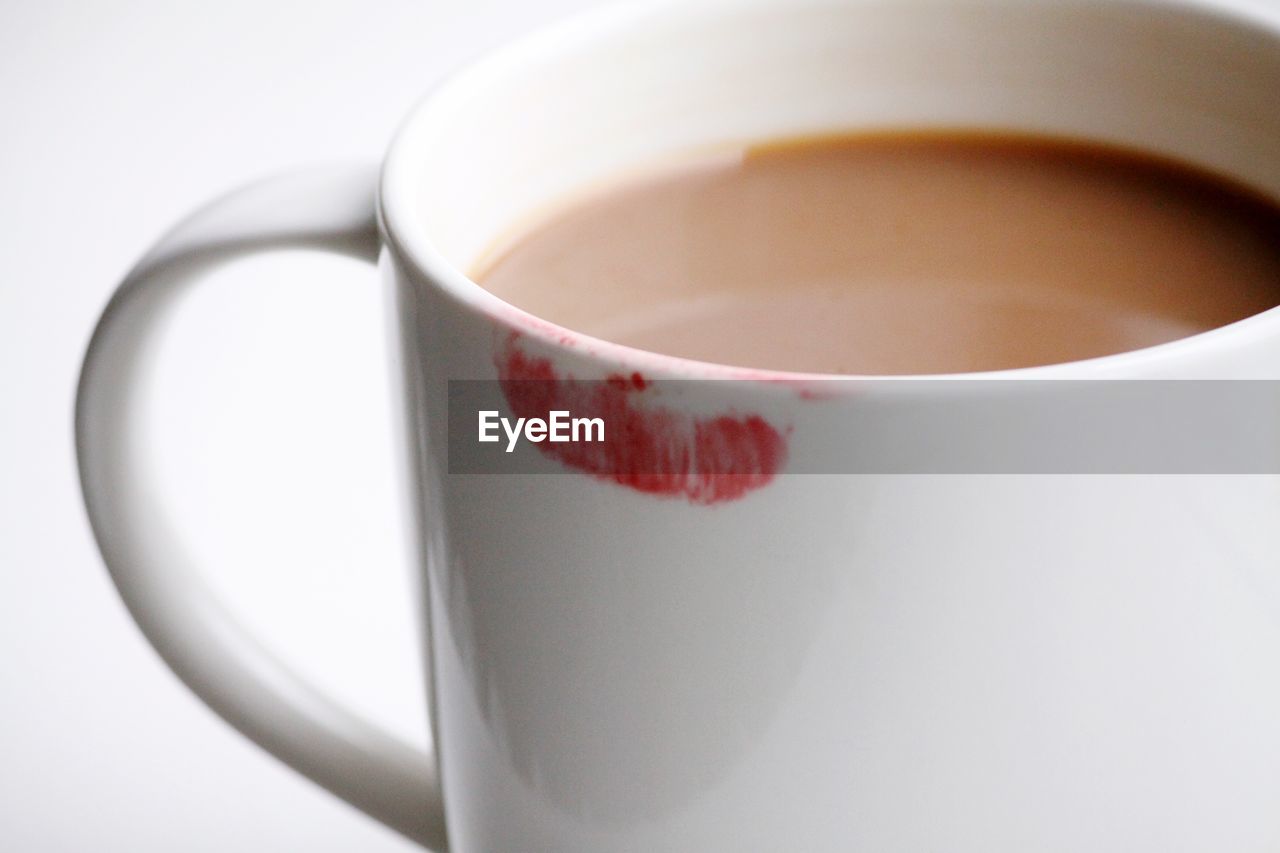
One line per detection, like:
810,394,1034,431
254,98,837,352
74,165,447,851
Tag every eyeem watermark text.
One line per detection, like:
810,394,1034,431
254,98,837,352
478,410,605,453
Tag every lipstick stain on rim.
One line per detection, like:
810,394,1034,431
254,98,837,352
495,334,788,505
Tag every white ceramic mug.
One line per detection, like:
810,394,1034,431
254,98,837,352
77,0,1280,850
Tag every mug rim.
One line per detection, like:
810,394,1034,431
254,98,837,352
379,0,1280,382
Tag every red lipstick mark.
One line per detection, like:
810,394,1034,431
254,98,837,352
496,337,787,505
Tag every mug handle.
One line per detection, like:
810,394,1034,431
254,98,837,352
74,166,448,851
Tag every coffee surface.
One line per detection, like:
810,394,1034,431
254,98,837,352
474,133,1280,374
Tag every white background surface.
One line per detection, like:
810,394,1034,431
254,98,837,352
0,1,597,849
17,2,1280,851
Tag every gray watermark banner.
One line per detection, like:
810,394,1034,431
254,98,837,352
448,380,1280,475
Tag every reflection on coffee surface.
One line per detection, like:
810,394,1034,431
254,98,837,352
475,133,1280,375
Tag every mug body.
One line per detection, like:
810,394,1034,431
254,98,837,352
379,1,1280,850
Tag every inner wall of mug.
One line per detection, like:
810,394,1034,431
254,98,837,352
398,0,1280,281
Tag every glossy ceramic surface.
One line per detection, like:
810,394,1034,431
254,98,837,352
79,1,1280,850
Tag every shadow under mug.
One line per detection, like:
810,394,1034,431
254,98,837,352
78,0,1280,850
